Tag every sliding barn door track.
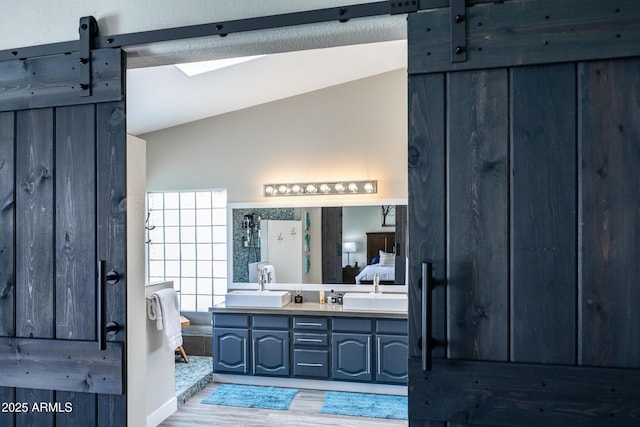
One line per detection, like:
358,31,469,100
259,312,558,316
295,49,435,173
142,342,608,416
0,0,500,62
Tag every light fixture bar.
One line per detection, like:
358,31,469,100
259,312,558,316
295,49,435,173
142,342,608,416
263,180,377,197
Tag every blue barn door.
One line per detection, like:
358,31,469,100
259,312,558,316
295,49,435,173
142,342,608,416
407,1,640,426
0,18,128,427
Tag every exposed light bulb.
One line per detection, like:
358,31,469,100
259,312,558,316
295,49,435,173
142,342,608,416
263,180,376,197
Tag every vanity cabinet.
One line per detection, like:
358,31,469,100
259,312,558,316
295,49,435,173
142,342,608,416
252,330,289,376
212,315,250,374
375,320,408,384
332,333,372,382
252,315,290,376
212,312,407,385
292,316,330,379
331,318,373,382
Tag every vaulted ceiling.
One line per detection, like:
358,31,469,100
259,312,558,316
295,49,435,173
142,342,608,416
126,39,406,136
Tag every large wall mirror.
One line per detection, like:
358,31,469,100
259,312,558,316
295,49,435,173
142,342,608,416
231,204,407,286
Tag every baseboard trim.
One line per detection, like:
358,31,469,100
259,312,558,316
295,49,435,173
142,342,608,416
212,374,407,396
147,397,177,427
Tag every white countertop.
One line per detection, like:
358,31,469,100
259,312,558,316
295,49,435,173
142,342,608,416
209,301,407,319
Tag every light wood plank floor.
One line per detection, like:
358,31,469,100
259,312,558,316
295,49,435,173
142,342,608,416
160,382,408,427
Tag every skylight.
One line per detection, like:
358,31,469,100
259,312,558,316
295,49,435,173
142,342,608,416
175,55,265,77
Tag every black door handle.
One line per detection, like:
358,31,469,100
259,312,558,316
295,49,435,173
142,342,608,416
97,260,120,350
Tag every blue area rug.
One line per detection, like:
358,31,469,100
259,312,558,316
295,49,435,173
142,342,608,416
201,384,299,410
320,391,408,420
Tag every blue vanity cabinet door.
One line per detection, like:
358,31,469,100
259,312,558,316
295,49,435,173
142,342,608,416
213,327,249,374
376,334,408,384
332,332,372,382
252,330,290,376
374,319,408,384
252,315,290,376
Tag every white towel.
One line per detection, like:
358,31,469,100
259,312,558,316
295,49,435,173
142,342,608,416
147,288,183,351
262,264,276,284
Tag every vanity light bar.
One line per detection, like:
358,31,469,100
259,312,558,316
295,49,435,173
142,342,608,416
263,180,377,197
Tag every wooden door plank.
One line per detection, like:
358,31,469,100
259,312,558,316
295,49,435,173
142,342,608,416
408,73,446,358
0,49,123,113
510,63,578,364
0,337,123,394
0,111,14,336
96,101,127,426
0,111,15,427
14,107,55,427
56,392,96,427
15,388,54,427
96,102,127,342
55,104,97,340
55,104,99,426
408,73,446,427
579,58,640,368
411,359,640,426
15,108,55,339
447,69,509,362
408,0,640,75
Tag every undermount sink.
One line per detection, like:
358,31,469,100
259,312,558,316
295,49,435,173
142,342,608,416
342,292,408,312
225,290,291,308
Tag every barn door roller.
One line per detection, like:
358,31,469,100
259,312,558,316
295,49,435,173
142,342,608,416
79,16,98,97
450,0,467,62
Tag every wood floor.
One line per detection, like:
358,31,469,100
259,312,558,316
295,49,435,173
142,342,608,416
160,382,408,427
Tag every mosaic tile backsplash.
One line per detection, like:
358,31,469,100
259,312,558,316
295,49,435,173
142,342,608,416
232,208,296,282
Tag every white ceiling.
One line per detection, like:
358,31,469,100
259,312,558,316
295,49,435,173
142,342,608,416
126,39,407,136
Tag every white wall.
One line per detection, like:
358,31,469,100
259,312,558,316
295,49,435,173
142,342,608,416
144,282,178,427
144,69,407,204
125,135,148,427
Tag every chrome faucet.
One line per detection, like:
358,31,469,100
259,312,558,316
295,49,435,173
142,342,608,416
258,270,265,292
373,272,380,294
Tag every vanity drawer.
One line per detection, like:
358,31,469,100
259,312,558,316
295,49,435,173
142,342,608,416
252,315,289,330
213,314,249,328
293,332,329,347
376,319,407,335
293,317,328,331
293,349,329,378
332,317,372,333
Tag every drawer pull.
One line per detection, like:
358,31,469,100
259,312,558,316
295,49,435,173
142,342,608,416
296,362,324,367
297,338,323,343
296,322,323,327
